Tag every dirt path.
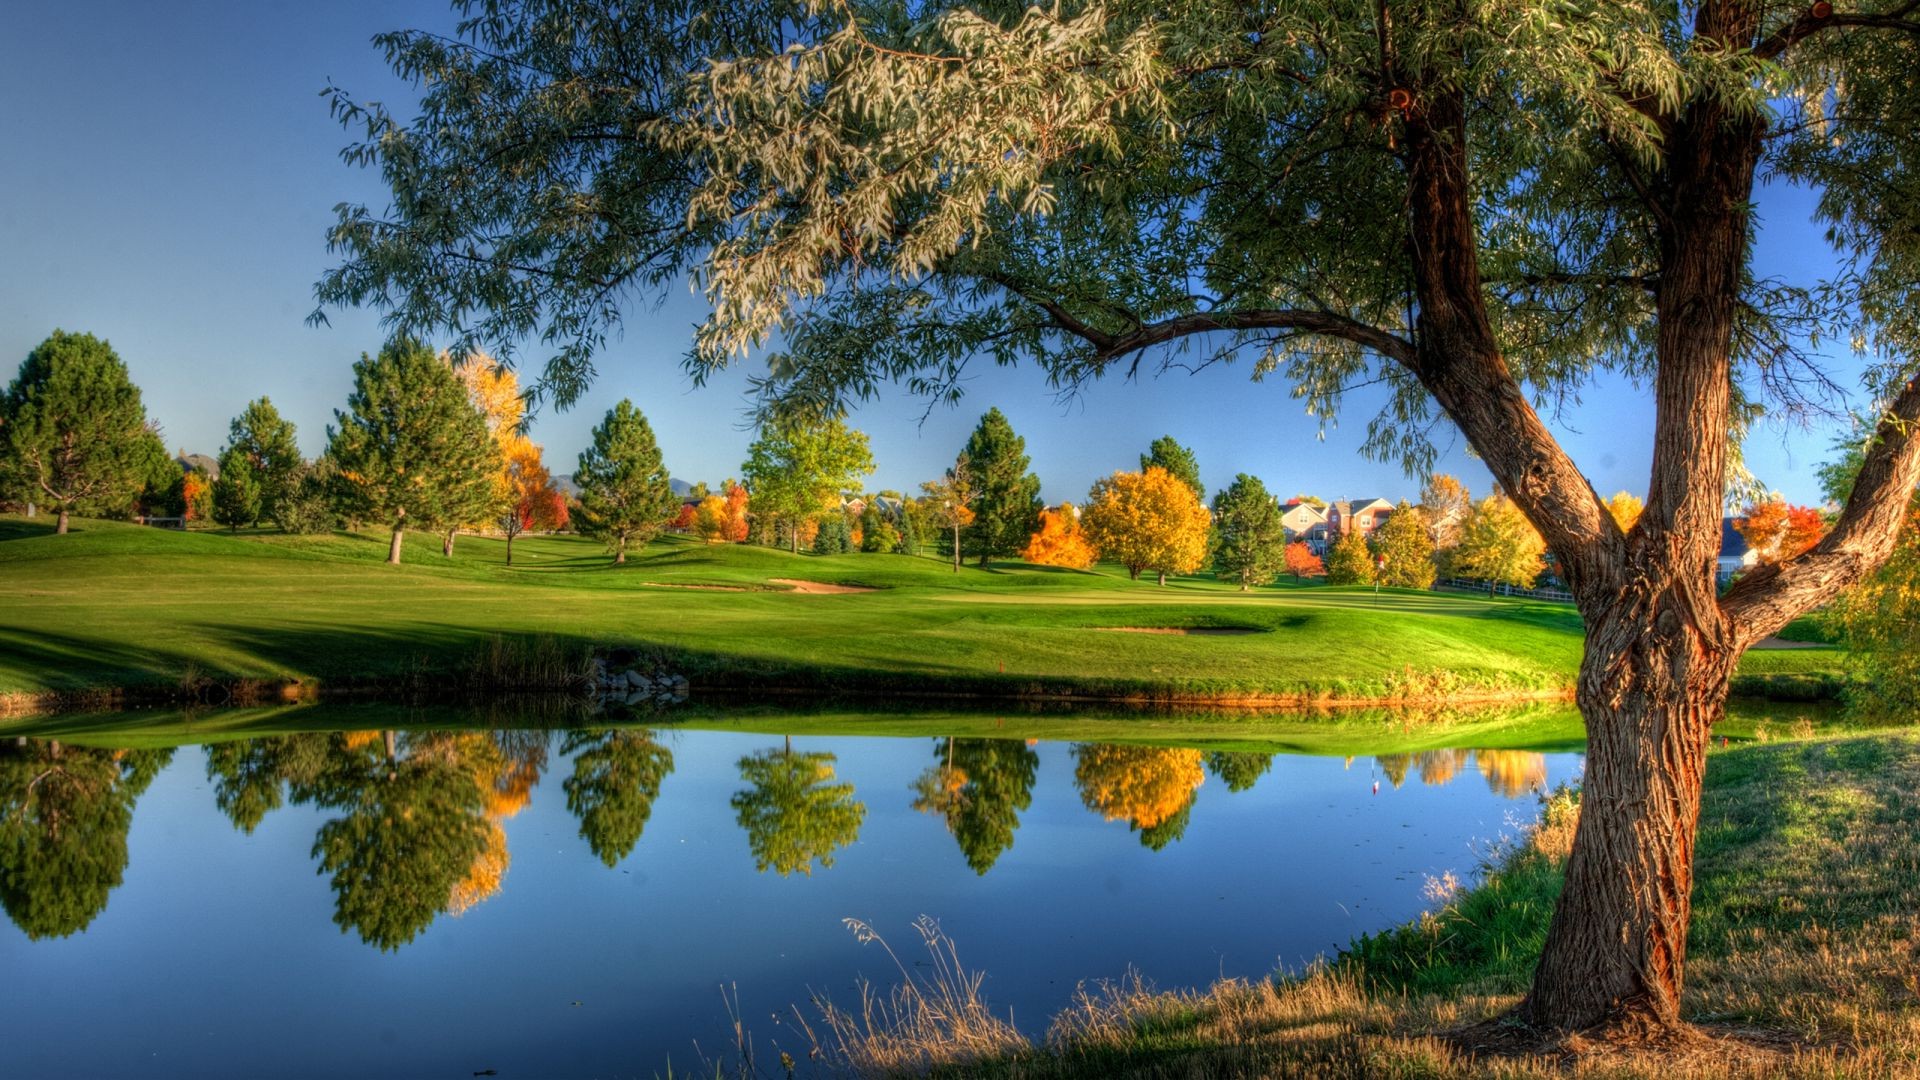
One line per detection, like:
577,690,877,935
769,578,879,594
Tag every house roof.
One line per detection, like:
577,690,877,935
1720,517,1751,558
177,453,220,479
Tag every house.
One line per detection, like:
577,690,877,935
176,451,220,482
1278,500,1329,549
1718,518,1757,583
1326,498,1394,540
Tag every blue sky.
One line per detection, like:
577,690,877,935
0,2,1865,507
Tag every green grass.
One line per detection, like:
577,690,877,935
0,514,1841,705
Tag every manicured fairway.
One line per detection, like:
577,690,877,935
0,515,1839,701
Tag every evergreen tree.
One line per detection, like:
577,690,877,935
572,400,678,564
896,499,923,555
562,729,674,868
858,500,898,552
225,398,302,525
1323,529,1375,586
275,459,343,535
959,408,1042,567
210,446,262,531
1211,473,1286,591
812,513,854,554
326,339,501,564
1141,435,1204,503
0,330,158,533
1369,501,1437,589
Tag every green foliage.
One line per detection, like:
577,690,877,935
0,740,170,940
1369,502,1437,589
211,446,262,530
812,513,854,555
0,330,158,526
225,398,302,523
859,500,898,553
912,738,1040,875
309,733,490,952
573,399,677,562
1142,436,1203,503
274,460,343,535
741,414,874,552
1324,530,1375,586
1453,497,1546,592
897,500,924,555
563,729,674,868
1204,751,1274,793
325,339,501,540
1211,473,1286,591
960,408,1042,565
731,745,866,876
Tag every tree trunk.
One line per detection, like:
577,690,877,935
1157,570,1167,586
55,508,69,534
387,526,404,564
615,538,627,564
951,526,960,572
442,528,457,557
1521,585,1736,1033
1128,566,1140,581
505,532,514,566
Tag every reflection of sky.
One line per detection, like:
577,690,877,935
0,732,1580,1078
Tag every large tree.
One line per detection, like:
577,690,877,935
1141,436,1204,503
224,397,303,526
326,339,501,564
1211,473,1287,590
1081,467,1212,585
740,414,874,554
321,0,1920,1038
731,743,865,876
573,400,678,563
959,408,1043,567
1,331,159,533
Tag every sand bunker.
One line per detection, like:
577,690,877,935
1096,626,1264,636
769,578,880,595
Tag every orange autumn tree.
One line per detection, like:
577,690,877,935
1021,502,1096,569
500,441,567,566
1735,498,1828,566
1283,540,1323,582
722,480,751,542
456,360,566,564
1073,744,1204,850
1080,466,1211,585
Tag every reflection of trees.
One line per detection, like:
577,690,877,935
910,738,1039,874
1072,744,1203,849
562,729,674,867
203,729,549,950
1376,753,1413,789
1203,751,1273,793
0,740,171,940
1475,750,1548,798
1414,749,1470,786
732,742,865,876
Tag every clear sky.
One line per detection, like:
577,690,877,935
0,2,1866,508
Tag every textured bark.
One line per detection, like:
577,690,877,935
442,528,457,557
387,526,404,564
55,508,69,535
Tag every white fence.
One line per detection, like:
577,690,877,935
1436,577,1574,603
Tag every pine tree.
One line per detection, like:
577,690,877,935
1141,435,1204,503
959,408,1042,567
573,400,677,564
325,338,502,564
0,331,158,534
224,398,302,526
1211,473,1286,590
1369,502,1437,589
210,447,262,531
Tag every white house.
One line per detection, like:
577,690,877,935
1718,518,1758,582
1278,500,1329,549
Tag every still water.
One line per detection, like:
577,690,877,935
1,707,1584,1078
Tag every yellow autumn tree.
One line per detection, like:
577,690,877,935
1073,744,1203,832
1080,467,1212,585
1603,491,1645,533
692,494,730,543
1476,750,1549,799
1020,502,1096,569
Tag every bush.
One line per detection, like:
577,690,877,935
273,463,341,534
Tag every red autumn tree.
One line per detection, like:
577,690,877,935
1735,499,1827,566
671,502,697,531
1283,541,1323,582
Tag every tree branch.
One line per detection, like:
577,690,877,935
1754,1,1920,61
1720,373,1920,642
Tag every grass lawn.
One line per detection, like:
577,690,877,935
0,514,1843,705
809,731,1920,1078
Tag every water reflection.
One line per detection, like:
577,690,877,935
0,739,172,939
1,727,1564,949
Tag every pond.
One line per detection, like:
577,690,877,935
0,701,1609,1078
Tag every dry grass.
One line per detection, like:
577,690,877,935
787,733,1920,1079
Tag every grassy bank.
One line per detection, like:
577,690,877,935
809,731,1917,1078
0,516,1845,711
